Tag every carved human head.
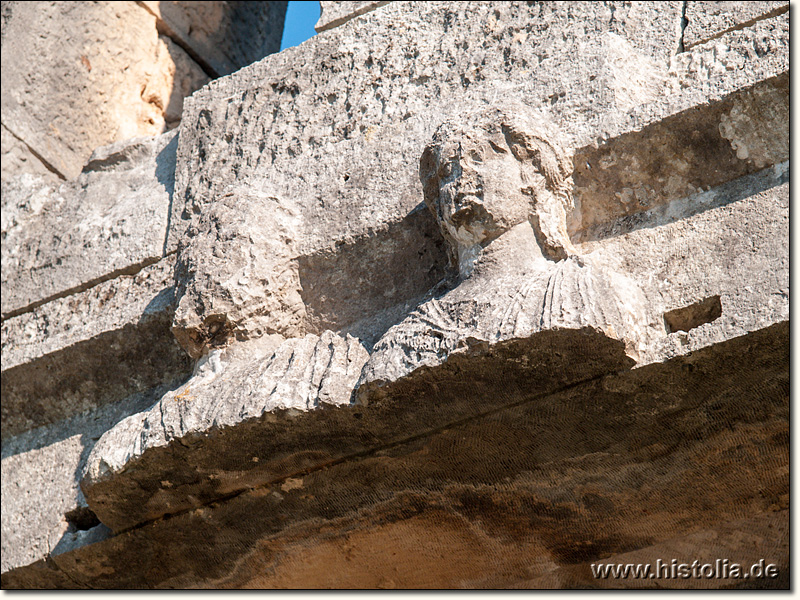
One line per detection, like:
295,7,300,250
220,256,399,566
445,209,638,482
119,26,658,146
419,102,574,266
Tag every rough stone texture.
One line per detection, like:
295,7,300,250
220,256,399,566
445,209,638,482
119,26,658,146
0,1,790,590
82,331,371,531
1,256,192,438
168,0,686,352
1,131,178,318
718,75,788,169
1,386,168,573
1,124,61,185
683,1,788,50
315,1,389,33
585,170,789,365
167,2,788,358
2,322,788,588
139,1,288,77
571,72,788,238
80,159,788,534
1,1,209,180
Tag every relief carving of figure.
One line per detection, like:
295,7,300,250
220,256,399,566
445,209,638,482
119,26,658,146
358,102,651,391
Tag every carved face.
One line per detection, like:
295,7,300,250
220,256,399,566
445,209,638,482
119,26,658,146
420,105,574,268
432,133,536,249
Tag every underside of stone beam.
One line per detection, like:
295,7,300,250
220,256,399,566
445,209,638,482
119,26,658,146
1,321,787,589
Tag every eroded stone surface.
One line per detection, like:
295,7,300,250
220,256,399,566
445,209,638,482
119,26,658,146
0,1,209,180
315,1,389,33
167,4,788,359
168,1,688,355
4,322,788,588
583,173,789,365
139,1,287,77
571,72,788,237
0,124,61,185
1,131,178,317
683,1,788,49
1,386,167,573
1,256,192,438
0,1,789,590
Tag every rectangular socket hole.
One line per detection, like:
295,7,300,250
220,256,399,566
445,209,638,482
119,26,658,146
664,295,722,334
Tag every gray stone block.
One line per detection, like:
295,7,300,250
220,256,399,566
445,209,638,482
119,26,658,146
81,162,789,533
315,1,389,33
1,386,166,573
683,1,788,49
1,131,178,318
167,3,787,360
168,1,688,354
140,1,288,77
1,124,61,185
3,321,788,588
1,255,192,438
0,1,208,180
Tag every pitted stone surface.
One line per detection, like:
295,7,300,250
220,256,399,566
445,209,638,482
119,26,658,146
169,1,690,355
1,255,192,438
167,3,787,359
139,1,287,77
0,1,209,180
0,1,790,589
315,1,389,33
1,131,178,318
683,1,788,50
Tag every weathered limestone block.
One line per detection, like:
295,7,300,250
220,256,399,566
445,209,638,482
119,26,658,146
315,1,389,33
1,124,61,185
1,386,166,573
585,168,789,365
1,2,789,589
571,72,788,238
81,120,788,539
167,1,687,353
1,256,192,438
4,322,788,588
1,131,178,318
0,1,209,180
82,331,371,531
167,2,787,358
139,1,288,77
718,76,789,169
683,1,788,50
78,5,789,538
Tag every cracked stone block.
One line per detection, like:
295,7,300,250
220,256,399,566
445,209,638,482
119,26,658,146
1,255,192,438
571,73,788,237
80,155,788,535
82,325,633,532
1,125,61,186
168,1,688,354
4,322,788,588
167,3,788,360
139,1,288,77
683,1,788,49
315,1,389,33
0,1,209,180
0,1,789,589
1,131,178,318
1,386,167,573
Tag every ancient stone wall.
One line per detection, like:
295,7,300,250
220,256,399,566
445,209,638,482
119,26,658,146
1,1,789,589
0,1,287,182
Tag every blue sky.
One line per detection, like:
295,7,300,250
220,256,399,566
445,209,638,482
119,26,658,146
280,1,321,51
